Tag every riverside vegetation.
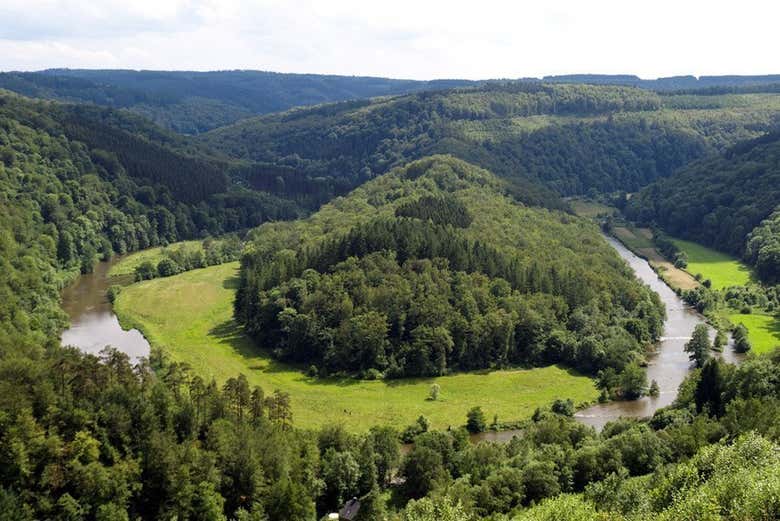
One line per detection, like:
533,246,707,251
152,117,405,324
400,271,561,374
2,76,780,519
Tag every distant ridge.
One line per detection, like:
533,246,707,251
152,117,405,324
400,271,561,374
1,69,779,133
0,69,478,133
540,73,780,91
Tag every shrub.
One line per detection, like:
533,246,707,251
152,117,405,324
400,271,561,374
551,398,575,416
106,285,122,304
157,258,181,277
134,261,157,281
466,407,486,433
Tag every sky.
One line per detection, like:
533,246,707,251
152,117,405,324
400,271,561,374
0,0,778,80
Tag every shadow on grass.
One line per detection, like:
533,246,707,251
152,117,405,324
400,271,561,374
207,316,595,392
222,273,240,290
206,318,369,387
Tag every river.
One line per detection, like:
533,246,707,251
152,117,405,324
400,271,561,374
574,236,743,429
60,257,151,363
60,235,741,434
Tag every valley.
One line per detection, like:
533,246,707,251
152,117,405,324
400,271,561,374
60,199,742,433
3,62,780,520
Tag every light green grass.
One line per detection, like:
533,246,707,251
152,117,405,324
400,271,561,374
672,238,753,290
729,313,780,355
114,263,598,432
109,240,202,277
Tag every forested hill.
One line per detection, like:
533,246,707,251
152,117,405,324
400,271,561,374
201,82,780,209
236,155,664,391
0,90,306,355
626,131,780,282
0,69,475,133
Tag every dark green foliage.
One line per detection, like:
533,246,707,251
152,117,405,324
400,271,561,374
134,262,158,282
655,232,687,268
237,157,664,381
627,132,780,281
402,446,449,499
746,207,780,283
649,379,660,397
395,194,473,228
156,258,181,277
543,73,780,91
466,407,487,433
0,69,476,133
552,398,575,416
201,83,716,209
733,324,753,353
6,74,780,520
619,363,648,399
685,324,712,368
695,359,727,416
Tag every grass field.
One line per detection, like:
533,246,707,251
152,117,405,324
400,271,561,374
672,239,753,290
109,240,202,277
114,263,599,432
728,313,780,355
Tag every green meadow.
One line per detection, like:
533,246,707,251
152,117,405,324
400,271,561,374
729,313,780,355
114,262,598,432
672,238,754,289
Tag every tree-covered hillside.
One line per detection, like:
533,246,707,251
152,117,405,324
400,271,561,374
0,70,476,134
202,83,780,208
236,155,664,391
0,90,308,357
4,76,780,520
626,131,780,282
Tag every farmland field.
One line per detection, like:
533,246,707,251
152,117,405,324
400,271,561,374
672,238,754,289
114,262,599,432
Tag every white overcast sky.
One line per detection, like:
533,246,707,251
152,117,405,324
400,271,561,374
0,0,778,79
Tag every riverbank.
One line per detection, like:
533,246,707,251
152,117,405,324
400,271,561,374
584,206,780,354
60,255,150,362
575,235,744,428
611,226,700,291
62,228,744,433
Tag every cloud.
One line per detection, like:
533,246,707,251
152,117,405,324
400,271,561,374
0,0,778,79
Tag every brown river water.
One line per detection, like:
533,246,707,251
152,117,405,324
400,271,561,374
60,257,151,363
573,236,744,430
60,235,743,436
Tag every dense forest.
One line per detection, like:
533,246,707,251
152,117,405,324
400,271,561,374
0,89,310,357
3,70,780,135
3,70,780,520
0,70,476,134
201,83,780,209
626,131,780,282
236,156,664,392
